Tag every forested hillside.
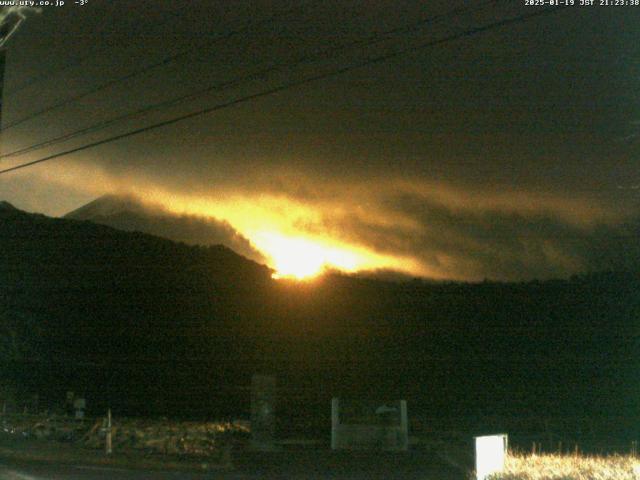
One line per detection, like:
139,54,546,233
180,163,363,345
1,202,638,429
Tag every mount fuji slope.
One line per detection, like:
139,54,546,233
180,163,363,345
64,194,265,264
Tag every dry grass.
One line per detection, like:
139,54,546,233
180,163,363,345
488,451,640,480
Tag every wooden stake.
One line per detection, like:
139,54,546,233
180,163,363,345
106,408,113,456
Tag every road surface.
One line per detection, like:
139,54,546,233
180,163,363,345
0,449,463,479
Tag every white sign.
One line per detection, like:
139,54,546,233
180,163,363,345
475,434,508,480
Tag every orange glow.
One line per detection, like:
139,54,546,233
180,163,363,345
20,162,430,278
252,232,359,280
147,193,424,279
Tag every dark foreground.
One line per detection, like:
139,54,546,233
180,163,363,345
0,449,462,480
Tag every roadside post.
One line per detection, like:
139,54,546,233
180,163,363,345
106,408,113,455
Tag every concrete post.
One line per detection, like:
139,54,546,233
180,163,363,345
250,374,276,450
331,397,339,450
399,400,409,450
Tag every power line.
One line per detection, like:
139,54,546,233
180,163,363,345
4,0,115,95
0,1,497,162
0,2,308,133
0,6,568,176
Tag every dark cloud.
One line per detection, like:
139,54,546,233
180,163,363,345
300,186,640,281
1,1,639,280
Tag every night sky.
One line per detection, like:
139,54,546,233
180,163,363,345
0,0,639,281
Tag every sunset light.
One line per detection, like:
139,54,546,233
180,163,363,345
121,188,425,280
253,232,359,280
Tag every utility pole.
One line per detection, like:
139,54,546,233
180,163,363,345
0,7,41,127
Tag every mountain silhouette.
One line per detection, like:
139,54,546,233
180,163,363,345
0,200,17,211
64,194,266,264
